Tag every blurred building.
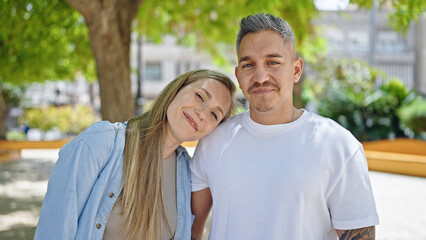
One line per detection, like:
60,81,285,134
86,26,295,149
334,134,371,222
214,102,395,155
130,35,235,99
314,6,425,94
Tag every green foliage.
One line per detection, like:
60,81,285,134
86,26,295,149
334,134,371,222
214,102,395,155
136,0,324,66
5,131,27,140
0,0,95,85
23,104,96,134
351,0,426,34
303,58,419,141
398,97,426,133
136,0,424,67
2,0,422,85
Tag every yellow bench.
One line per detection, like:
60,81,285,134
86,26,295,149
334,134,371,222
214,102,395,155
362,139,426,178
0,140,198,162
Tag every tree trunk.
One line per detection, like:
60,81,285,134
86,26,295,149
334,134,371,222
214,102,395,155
0,88,7,140
66,0,143,122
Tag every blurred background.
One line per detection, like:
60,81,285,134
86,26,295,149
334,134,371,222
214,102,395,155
0,0,425,239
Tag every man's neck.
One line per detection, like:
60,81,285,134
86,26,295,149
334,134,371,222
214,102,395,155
249,106,295,125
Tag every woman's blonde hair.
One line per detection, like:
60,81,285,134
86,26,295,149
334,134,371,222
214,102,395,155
121,69,236,239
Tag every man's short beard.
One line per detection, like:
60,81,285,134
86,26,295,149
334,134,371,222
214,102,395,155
252,103,273,112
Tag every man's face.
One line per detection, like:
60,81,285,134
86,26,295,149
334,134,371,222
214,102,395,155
235,30,303,123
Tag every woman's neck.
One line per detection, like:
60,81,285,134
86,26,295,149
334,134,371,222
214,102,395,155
162,126,182,159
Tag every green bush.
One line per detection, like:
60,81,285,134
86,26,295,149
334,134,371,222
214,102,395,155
23,104,96,135
398,98,426,134
6,131,27,140
303,58,421,141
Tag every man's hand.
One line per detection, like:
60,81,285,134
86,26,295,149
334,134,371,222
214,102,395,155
336,226,375,240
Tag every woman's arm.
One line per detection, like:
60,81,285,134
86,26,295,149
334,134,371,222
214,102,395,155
34,137,102,239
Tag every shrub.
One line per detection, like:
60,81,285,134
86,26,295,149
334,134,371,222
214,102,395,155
23,104,96,135
398,98,426,134
303,58,420,141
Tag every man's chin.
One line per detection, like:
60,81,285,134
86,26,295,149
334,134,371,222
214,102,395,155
252,104,273,113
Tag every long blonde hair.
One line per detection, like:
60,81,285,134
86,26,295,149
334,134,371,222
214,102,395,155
121,69,236,239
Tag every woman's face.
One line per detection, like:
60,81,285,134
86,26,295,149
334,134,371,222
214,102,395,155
166,78,232,142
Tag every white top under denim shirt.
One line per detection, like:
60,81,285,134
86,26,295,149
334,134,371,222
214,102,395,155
34,121,193,240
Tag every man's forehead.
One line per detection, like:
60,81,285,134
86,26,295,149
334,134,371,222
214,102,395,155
237,31,293,60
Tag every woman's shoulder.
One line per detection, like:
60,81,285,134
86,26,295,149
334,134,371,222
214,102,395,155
64,121,126,159
84,121,124,134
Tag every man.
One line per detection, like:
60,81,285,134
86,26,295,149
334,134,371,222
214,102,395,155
190,13,379,240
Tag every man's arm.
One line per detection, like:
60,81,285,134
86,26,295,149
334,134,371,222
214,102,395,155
191,188,213,240
336,226,375,240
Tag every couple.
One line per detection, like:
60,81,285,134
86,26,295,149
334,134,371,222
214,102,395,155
35,13,379,240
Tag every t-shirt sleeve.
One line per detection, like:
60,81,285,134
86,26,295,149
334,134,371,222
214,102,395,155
327,146,380,230
190,139,209,192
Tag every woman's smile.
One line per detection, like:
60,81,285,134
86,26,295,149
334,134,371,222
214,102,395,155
184,112,198,131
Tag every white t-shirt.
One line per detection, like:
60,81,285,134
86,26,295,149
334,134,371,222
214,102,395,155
191,110,379,240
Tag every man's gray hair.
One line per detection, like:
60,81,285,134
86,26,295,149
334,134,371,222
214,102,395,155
236,13,296,54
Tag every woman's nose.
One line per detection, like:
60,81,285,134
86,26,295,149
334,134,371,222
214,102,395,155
195,106,207,121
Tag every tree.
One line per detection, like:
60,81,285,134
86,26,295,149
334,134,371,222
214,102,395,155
1,0,424,130
0,83,25,139
65,0,143,122
0,0,94,139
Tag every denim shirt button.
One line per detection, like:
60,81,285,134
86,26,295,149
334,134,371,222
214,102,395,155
96,223,101,229
108,193,114,198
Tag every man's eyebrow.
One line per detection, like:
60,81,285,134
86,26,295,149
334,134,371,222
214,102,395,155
238,53,283,63
238,56,250,63
266,53,283,58
201,87,224,116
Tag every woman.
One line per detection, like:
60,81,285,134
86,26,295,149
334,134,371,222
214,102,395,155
34,69,236,240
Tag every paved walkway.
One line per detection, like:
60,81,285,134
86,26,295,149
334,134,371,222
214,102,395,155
0,149,425,239
370,171,426,240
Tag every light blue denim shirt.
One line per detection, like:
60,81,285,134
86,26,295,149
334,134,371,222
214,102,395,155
34,121,193,240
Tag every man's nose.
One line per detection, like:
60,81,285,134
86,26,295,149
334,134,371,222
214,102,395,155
254,65,269,84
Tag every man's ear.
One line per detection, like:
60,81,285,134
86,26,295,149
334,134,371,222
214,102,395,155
235,66,241,87
293,57,304,83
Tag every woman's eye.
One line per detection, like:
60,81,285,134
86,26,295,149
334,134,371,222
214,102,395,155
211,112,218,121
196,93,204,102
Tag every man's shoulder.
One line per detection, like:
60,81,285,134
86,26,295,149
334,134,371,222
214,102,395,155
304,111,361,146
211,112,245,133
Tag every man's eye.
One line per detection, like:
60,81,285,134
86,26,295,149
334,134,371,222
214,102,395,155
196,93,204,102
268,61,278,65
211,112,218,121
242,63,253,68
